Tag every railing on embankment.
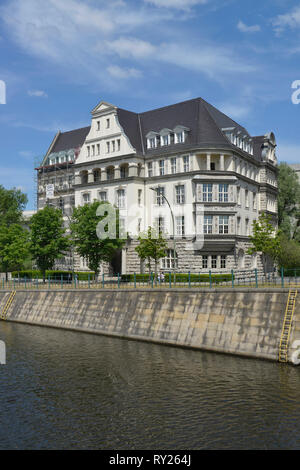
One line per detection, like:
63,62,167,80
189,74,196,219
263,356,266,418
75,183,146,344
1,268,300,290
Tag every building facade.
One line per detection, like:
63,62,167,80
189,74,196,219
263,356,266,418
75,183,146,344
38,97,278,274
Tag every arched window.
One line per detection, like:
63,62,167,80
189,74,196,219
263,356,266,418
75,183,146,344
80,170,88,185
93,169,101,182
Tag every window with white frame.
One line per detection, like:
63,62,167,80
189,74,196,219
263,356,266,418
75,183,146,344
219,215,229,234
147,137,157,149
245,218,249,236
106,142,110,154
170,157,177,174
211,255,217,269
219,184,229,202
237,186,241,204
59,197,64,214
82,193,90,204
161,134,170,146
159,160,165,176
237,217,241,235
253,192,257,210
118,217,126,238
156,187,165,206
202,255,208,269
175,131,185,143
155,216,165,234
138,189,142,206
183,155,190,172
203,184,212,202
176,216,185,236
116,189,125,209
137,218,142,233
148,162,153,177
220,255,227,269
175,185,185,204
99,191,107,202
161,249,178,270
245,189,249,208
204,215,213,234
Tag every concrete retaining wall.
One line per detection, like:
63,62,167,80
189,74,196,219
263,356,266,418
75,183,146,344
0,289,298,363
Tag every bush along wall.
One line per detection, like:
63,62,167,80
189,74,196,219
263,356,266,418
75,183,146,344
121,273,233,284
11,270,95,281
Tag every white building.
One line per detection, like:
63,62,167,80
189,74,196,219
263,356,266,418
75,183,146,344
39,97,278,274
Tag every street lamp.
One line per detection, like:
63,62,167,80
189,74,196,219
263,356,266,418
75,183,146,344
150,187,177,282
47,201,75,279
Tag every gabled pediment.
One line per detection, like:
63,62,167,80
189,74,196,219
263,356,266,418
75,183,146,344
91,101,117,115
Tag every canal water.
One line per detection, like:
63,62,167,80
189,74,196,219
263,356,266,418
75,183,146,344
0,322,299,450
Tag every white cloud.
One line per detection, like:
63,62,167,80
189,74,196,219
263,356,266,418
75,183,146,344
28,90,48,97
105,37,156,59
0,0,256,89
277,143,300,164
237,20,260,33
158,42,255,76
107,65,142,79
218,103,252,120
272,6,300,33
144,0,207,10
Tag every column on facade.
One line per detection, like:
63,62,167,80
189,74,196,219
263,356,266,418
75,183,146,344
220,154,225,171
101,168,107,181
128,163,138,177
74,174,81,185
114,165,121,179
206,154,211,171
88,171,94,183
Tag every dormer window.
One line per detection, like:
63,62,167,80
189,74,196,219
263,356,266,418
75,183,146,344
146,131,159,149
161,134,170,146
149,137,156,148
173,125,189,144
160,129,172,147
175,131,184,143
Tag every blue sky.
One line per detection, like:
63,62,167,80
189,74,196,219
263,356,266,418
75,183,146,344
0,0,300,209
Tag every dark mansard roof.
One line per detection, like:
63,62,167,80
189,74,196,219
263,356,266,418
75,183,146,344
44,98,266,162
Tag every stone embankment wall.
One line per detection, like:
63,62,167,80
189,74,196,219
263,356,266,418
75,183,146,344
0,289,298,363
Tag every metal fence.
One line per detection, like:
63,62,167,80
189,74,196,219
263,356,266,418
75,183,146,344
1,268,299,290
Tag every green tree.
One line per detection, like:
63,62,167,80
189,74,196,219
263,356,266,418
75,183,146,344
30,206,70,282
0,186,28,226
248,212,281,274
70,201,124,279
278,163,300,240
0,186,29,279
277,235,300,269
135,226,168,279
0,224,30,280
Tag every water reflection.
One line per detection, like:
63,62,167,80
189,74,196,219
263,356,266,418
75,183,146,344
0,322,299,449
